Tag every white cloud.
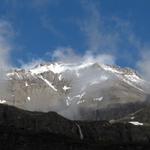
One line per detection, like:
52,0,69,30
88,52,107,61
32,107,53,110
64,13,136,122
51,47,115,65
52,47,81,63
83,51,115,65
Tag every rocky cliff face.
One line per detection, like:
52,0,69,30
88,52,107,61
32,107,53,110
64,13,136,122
0,104,150,150
0,62,149,120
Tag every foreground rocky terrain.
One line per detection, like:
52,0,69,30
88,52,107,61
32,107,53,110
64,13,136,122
0,104,150,150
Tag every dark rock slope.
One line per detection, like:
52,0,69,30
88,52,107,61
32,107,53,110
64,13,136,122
0,104,150,150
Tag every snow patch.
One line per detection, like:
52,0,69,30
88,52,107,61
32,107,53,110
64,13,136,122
66,96,72,106
0,100,6,104
77,99,85,104
129,121,143,126
75,92,85,99
63,86,71,91
39,75,57,92
93,97,103,102
25,82,29,87
101,64,123,74
29,62,94,75
27,96,31,101
124,74,143,83
30,63,65,75
76,71,80,77
131,116,135,120
58,74,62,80
101,64,144,89
121,77,144,92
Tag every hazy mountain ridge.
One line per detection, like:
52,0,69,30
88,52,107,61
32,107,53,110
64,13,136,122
0,62,149,120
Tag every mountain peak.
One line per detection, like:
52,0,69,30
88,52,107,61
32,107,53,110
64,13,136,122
2,61,149,120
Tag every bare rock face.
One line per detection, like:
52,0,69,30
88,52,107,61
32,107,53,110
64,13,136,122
0,104,150,150
0,62,149,120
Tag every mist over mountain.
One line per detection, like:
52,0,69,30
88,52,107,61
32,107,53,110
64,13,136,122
0,59,149,121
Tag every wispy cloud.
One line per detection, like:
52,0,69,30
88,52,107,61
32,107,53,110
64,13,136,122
3,0,150,83
39,0,142,69
31,0,60,8
114,18,150,81
136,45,150,81
0,19,14,72
0,19,18,101
78,0,144,68
79,0,120,53
40,15,64,39
4,0,60,11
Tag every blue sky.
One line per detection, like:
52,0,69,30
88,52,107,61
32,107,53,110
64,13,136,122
0,0,150,71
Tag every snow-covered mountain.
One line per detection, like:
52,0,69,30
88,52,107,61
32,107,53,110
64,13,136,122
1,62,150,119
